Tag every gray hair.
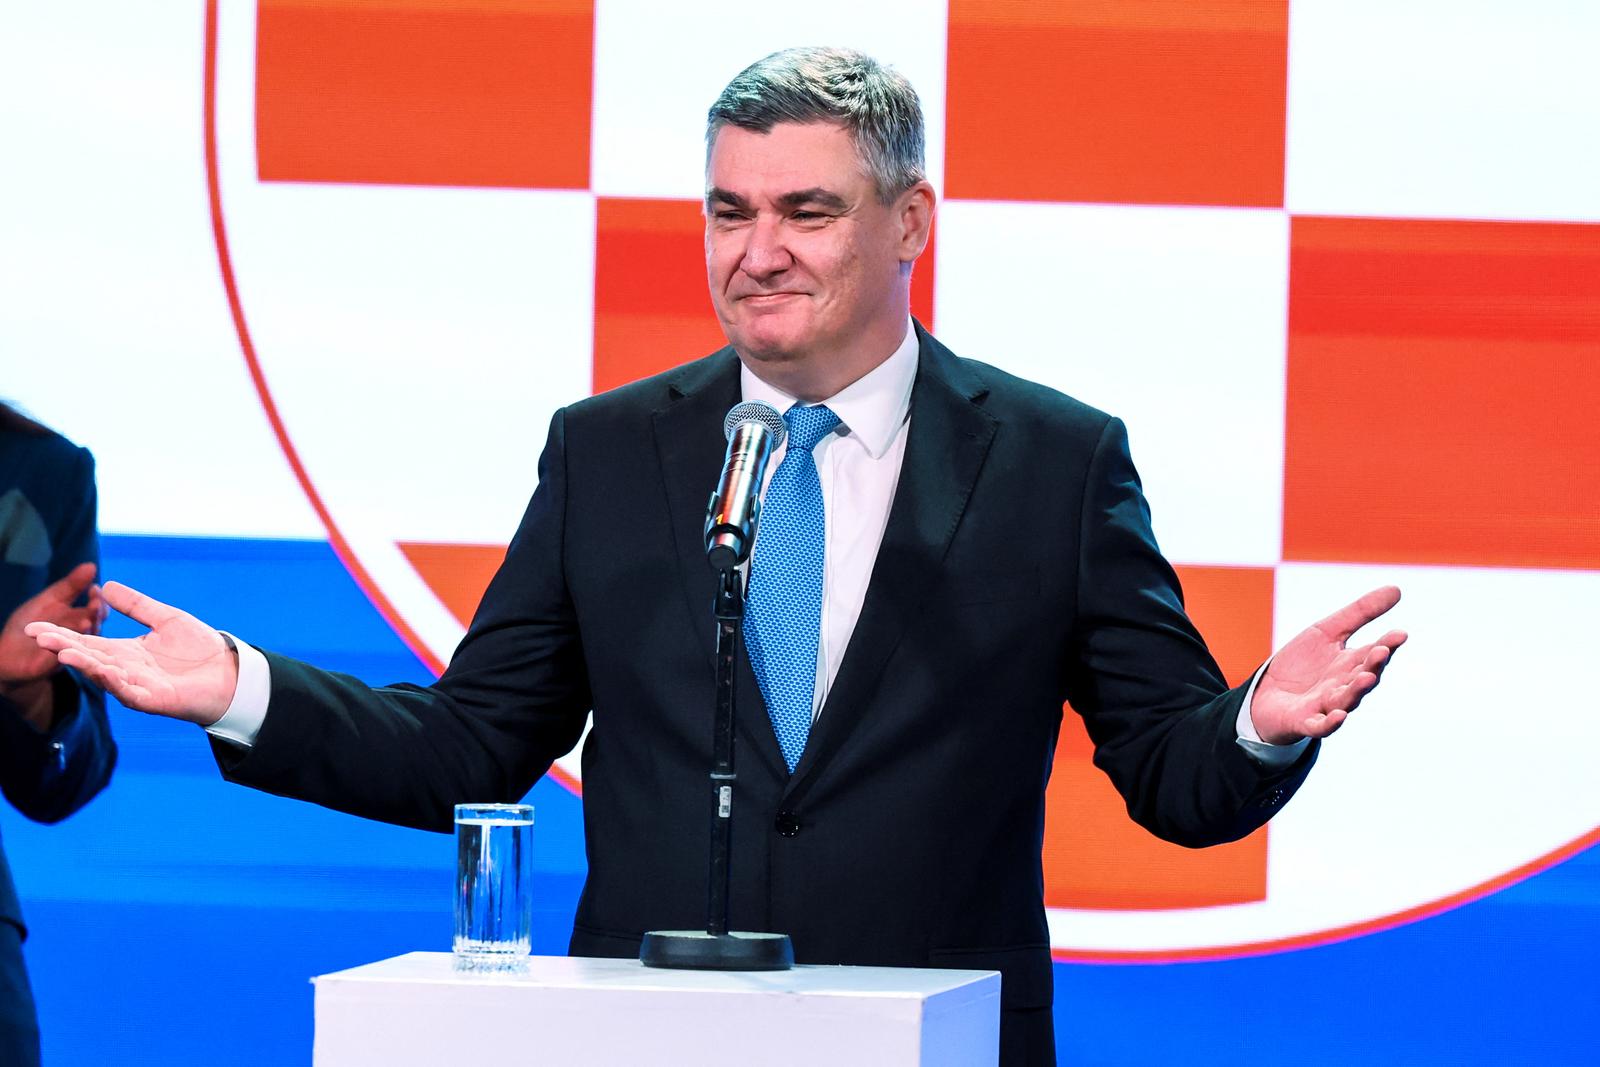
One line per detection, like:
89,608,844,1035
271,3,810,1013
706,47,926,203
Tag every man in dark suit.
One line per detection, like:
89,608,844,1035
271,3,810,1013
1,405,117,1067
29,48,1405,1066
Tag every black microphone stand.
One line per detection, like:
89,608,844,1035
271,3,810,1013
639,564,794,970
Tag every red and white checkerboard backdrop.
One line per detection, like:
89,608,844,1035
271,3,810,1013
6,0,1598,959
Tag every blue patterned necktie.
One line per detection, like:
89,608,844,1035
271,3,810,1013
745,403,841,773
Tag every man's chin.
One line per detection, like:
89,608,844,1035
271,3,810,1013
727,323,812,364
738,343,799,364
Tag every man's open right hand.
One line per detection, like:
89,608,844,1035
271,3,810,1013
24,581,238,725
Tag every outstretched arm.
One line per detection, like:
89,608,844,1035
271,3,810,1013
25,410,592,833
1068,417,1322,847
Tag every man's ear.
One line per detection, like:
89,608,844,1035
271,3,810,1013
897,181,937,263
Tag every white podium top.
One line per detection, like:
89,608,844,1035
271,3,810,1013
313,952,1000,1066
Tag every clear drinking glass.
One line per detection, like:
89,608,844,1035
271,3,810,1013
453,803,534,970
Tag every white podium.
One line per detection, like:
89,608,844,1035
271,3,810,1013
312,952,1000,1066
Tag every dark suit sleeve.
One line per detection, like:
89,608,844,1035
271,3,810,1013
212,410,592,833
1064,416,1314,848
0,445,116,824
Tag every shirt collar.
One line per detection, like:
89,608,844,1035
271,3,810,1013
738,318,918,460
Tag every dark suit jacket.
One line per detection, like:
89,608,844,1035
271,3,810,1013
0,428,117,1067
0,430,117,934
217,326,1315,1064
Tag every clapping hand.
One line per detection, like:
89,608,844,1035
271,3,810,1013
24,581,238,726
1,562,104,692
1249,586,1407,745
1,562,107,726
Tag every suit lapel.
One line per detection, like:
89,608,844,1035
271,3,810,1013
652,349,740,667
651,350,789,779
783,328,997,798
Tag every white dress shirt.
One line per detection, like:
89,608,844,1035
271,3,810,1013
739,319,918,719
209,318,1303,766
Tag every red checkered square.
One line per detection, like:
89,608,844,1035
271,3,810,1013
255,0,594,189
945,0,1288,207
1043,565,1274,911
1285,216,1600,571
594,198,938,394
593,197,722,393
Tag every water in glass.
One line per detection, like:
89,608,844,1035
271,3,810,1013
453,804,533,969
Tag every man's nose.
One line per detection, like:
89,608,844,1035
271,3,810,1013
739,216,792,279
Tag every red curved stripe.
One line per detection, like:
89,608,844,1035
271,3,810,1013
202,0,580,795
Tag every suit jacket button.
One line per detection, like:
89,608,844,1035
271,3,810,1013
775,811,801,837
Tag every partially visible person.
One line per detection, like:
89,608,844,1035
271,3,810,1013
0,401,115,1067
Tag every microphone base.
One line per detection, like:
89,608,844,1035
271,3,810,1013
639,930,794,971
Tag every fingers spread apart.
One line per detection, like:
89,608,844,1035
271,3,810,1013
101,582,180,629
53,645,159,709
1301,708,1349,738
1324,672,1378,715
25,621,95,651
1314,586,1403,643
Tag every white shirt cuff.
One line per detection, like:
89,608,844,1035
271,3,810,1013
204,633,270,747
1234,661,1311,769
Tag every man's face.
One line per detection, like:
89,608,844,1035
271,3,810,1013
705,121,914,379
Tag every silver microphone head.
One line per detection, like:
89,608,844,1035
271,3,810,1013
723,401,786,447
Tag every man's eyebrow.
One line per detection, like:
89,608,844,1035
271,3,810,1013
706,188,751,210
704,187,851,212
776,188,849,212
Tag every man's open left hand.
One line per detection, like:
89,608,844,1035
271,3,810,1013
1250,586,1407,746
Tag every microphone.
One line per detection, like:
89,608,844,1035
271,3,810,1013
704,401,786,573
